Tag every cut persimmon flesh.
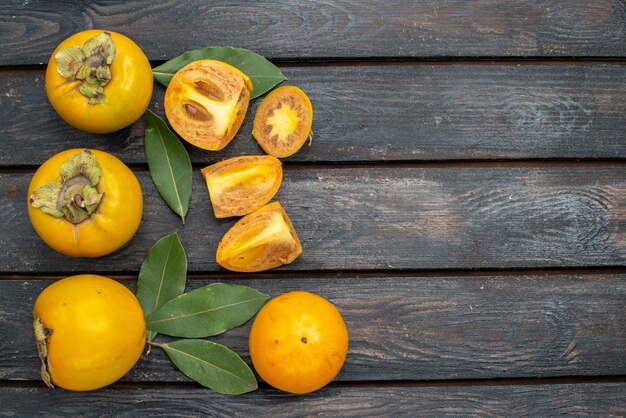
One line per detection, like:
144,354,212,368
252,86,313,158
201,155,282,218
216,202,302,272
164,60,252,151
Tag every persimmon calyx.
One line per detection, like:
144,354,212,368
33,317,53,388
55,32,116,104
29,150,104,224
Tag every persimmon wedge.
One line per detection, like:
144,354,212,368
164,60,252,151
201,155,283,218
252,86,313,158
216,202,302,272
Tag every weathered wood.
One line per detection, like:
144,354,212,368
2,383,626,416
2,275,625,382
1,64,625,166
3,0,625,411
1,0,625,66
2,166,624,273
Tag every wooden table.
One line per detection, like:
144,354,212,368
1,1,625,415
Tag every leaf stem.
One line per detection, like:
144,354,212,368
147,341,166,349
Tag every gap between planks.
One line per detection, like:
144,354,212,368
1,56,626,72
1,266,624,281
1,375,625,390
2,159,626,174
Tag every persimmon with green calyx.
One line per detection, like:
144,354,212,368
216,202,302,272
45,30,153,133
252,86,313,158
164,59,252,151
27,149,142,257
201,155,282,218
33,274,146,391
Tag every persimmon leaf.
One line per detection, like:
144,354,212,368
144,109,192,224
158,339,257,395
146,283,269,338
152,46,286,99
136,233,187,343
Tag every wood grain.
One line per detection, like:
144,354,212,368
1,64,625,166
1,0,625,66
2,0,625,409
1,275,625,383
2,166,624,273
3,383,626,416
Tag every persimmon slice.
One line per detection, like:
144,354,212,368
164,60,252,151
252,86,313,158
216,202,302,272
201,155,282,218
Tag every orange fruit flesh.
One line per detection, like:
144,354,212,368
252,86,313,158
165,60,252,151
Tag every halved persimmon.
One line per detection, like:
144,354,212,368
164,60,252,151
216,202,302,272
201,155,283,218
252,86,313,158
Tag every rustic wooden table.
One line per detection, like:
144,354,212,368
1,1,625,416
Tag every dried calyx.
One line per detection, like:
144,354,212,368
33,317,53,388
30,150,104,224
55,32,117,104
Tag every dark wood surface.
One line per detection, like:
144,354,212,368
1,0,624,416
2,64,626,166
3,383,626,417
2,275,626,382
1,0,625,65
2,167,625,273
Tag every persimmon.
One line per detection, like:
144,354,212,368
164,59,252,151
33,274,146,391
252,86,313,158
27,149,142,257
249,291,349,394
201,155,282,218
216,202,302,272
45,30,153,133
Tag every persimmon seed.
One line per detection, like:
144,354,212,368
183,103,211,121
194,80,225,101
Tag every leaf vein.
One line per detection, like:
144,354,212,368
165,345,251,385
152,239,174,312
155,119,185,218
149,297,265,324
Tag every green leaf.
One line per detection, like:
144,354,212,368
146,283,269,338
152,46,286,99
144,109,192,224
157,339,257,394
136,233,187,343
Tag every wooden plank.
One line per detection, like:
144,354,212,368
1,64,625,166
1,0,625,66
2,383,626,416
2,166,625,273
1,275,625,382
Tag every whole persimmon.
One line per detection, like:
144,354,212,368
33,274,146,391
248,291,348,394
27,149,142,257
45,30,153,133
